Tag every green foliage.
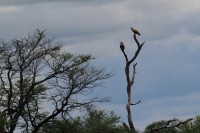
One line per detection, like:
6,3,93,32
40,109,127,133
83,110,123,133
177,116,200,133
39,118,83,133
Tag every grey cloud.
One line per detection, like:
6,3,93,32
0,0,48,6
0,0,67,6
0,1,129,41
123,0,200,41
179,12,200,35
1,0,200,42
0,0,122,6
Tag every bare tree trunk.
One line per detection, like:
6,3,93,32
120,29,145,132
125,65,136,131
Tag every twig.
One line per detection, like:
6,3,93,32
130,100,141,105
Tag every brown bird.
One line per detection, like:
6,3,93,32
131,27,140,36
120,42,125,52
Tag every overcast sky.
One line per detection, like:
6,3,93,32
1,0,200,131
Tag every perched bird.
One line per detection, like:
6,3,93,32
131,27,140,36
120,42,125,52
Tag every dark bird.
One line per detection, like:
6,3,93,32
131,27,140,36
120,42,125,52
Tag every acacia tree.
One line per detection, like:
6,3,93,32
0,30,111,133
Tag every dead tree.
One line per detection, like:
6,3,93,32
120,27,145,132
120,28,193,133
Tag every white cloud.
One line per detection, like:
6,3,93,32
0,6,22,13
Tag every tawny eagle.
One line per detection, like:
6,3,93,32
120,42,125,52
131,27,140,36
